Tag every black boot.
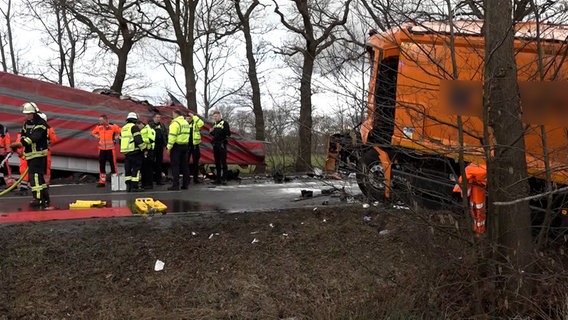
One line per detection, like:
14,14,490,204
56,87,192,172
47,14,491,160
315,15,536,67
126,181,132,192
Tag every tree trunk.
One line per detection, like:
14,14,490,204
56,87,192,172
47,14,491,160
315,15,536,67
110,46,130,94
484,0,533,312
295,52,314,172
237,1,265,174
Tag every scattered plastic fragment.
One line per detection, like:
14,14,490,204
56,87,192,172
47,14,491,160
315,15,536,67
363,216,372,222
282,233,289,237
250,231,259,235
373,201,380,207
251,238,259,244
313,207,318,211
209,233,214,239
269,223,274,228
154,260,165,271
191,232,197,236
322,219,327,223
379,230,391,236
362,203,370,209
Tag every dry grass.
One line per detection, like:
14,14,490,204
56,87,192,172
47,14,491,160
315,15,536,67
1,205,567,319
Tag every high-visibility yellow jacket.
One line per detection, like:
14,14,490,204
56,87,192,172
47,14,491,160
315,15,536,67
167,116,190,149
188,115,204,145
120,122,145,154
141,125,156,150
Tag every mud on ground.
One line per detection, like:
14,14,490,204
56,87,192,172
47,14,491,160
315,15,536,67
2,205,567,319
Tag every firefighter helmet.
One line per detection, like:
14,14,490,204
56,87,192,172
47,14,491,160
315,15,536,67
22,102,39,114
127,112,138,120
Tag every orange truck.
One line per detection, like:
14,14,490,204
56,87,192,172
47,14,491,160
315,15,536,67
326,21,568,226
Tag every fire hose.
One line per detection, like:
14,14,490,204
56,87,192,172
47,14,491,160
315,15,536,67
0,152,28,197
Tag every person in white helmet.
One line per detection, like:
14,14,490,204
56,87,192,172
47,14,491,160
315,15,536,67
119,112,146,192
10,102,51,208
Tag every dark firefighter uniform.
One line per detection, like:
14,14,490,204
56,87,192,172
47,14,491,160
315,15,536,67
13,102,50,207
120,113,145,192
210,114,231,184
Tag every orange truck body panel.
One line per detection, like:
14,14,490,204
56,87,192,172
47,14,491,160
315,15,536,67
363,21,568,185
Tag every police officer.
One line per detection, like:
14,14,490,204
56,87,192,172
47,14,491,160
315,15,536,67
186,110,204,184
149,113,167,185
210,110,230,185
166,109,190,190
120,112,145,192
139,120,156,189
10,102,50,208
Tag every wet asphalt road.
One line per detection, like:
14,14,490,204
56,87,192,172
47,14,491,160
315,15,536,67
0,178,362,215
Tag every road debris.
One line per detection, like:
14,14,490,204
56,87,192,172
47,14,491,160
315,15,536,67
154,260,165,271
251,238,259,244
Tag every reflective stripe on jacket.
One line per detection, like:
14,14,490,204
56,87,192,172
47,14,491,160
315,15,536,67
189,115,204,145
141,125,156,150
120,123,144,153
92,124,121,150
21,116,49,160
167,116,190,149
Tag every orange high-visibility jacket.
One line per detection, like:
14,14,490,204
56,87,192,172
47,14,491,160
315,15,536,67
0,130,10,155
92,123,121,150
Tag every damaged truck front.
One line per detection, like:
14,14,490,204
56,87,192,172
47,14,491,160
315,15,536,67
326,21,568,230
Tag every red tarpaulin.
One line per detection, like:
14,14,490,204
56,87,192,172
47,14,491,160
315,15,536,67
0,72,265,166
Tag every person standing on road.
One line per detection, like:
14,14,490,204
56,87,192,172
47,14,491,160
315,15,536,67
120,112,145,192
186,110,204,184
10,102,51,208
166,109,190,190
210,111,230,185
139,120,156,189
92,115,121,187
149,113,167,185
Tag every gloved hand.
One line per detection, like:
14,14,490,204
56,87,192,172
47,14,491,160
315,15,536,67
10,142,22,151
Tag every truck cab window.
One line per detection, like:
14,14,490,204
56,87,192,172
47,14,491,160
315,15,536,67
370,57,399,145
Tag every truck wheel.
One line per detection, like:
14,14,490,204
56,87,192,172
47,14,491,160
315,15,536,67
356,149,386,202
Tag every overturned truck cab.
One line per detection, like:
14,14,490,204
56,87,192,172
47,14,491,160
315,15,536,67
326,21,568,233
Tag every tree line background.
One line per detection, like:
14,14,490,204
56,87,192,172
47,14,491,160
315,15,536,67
0,0,565,176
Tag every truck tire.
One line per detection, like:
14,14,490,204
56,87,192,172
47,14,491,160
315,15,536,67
357,149,387,202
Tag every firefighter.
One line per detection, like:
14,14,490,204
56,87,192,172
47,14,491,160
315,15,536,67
38,113,56,185
120,112,145,192
148,113,167,185
10,102,50,208
92,115,121,187
210,110,230,185
0,123,14,188
453,163,487,234
138,120,156,189
166,109,190,190
186,110,204,184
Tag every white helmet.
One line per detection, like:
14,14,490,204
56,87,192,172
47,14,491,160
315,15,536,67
38,112,47,121
22,102,39,114
127,112,138,120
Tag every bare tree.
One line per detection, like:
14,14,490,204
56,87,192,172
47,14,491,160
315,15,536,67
484,0,533,308
64,0,159,94
0,0,18,73
235,0,266,173
273,0,352,172
23,0,89,86
146,0,199,112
